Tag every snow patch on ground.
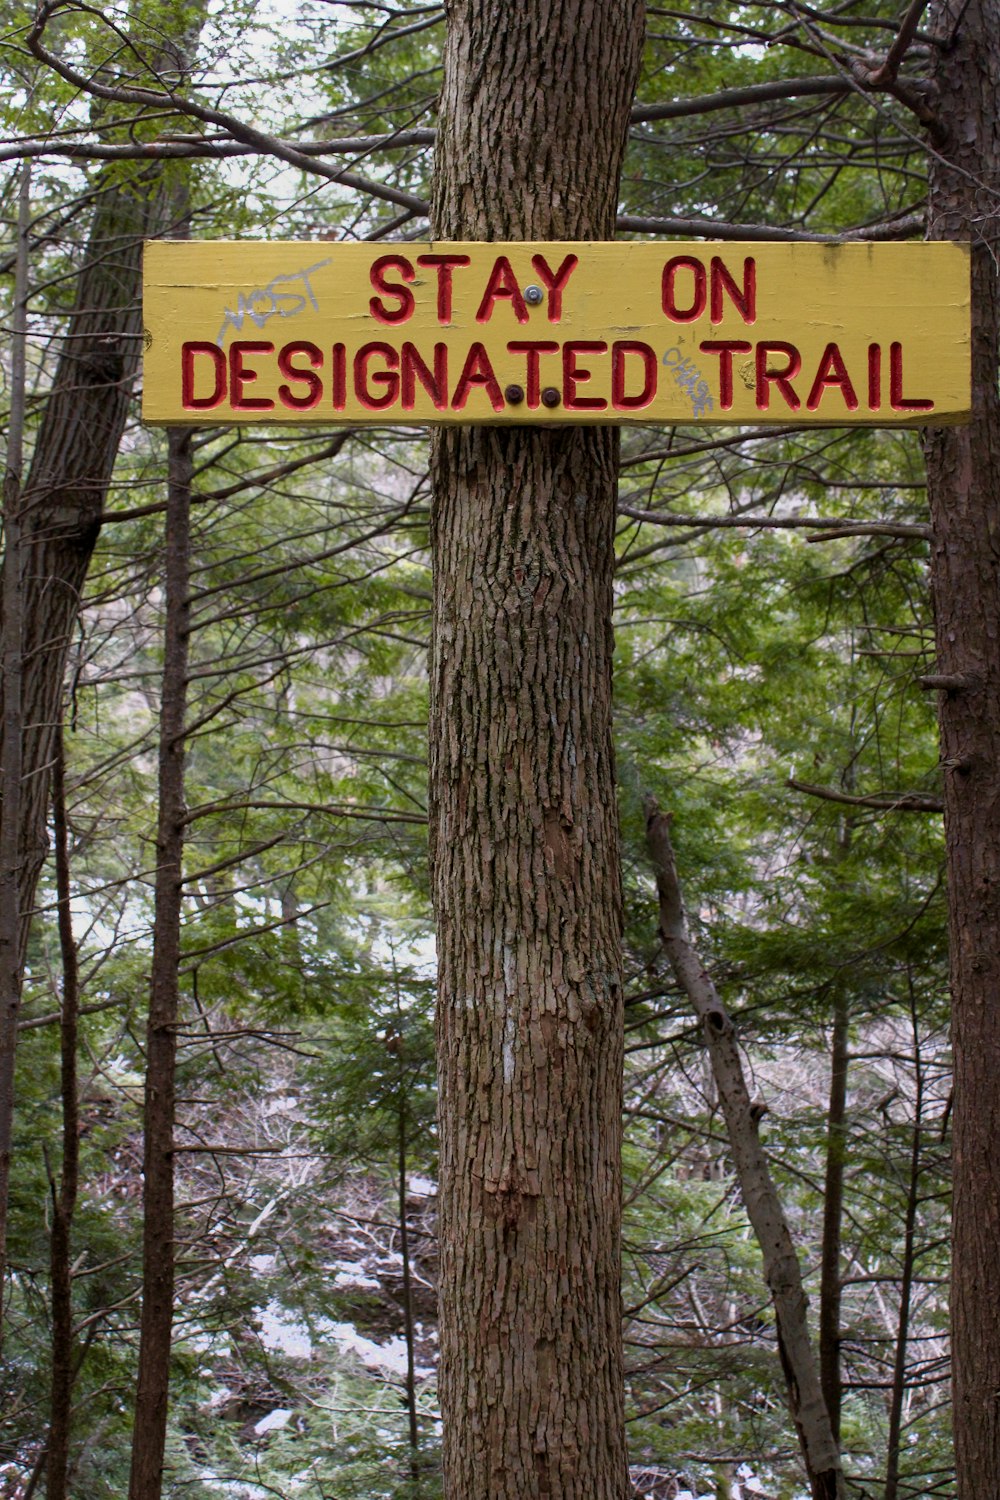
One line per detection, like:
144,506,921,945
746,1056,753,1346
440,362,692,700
331,1266,381,1291
253,1407,293,1435
262,1094,298,1116
257,1302,313,1358
255,1303,433,1380
326,1321,433,1379
180,1327,229,1356
198,1477,274,1498
205,1385,234,1409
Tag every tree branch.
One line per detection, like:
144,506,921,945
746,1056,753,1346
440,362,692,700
26,3,429,214
616,210,925,242
866,0,932,86
0,128,436,166
787,778,943,813
181,798,427,827
630,74,856,123
618,506,931,542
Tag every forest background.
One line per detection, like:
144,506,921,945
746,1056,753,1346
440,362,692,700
0,2,988,1498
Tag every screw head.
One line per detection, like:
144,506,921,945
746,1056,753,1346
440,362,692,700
505,383,525,405
541,386,561,408
524,284,544,305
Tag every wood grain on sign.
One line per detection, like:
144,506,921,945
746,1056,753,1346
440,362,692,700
141,240,971,427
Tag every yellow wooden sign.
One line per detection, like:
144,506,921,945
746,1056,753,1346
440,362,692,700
142,240,970,427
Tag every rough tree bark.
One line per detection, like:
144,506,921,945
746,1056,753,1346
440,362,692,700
0,5,204,1300
0,163,31,1311
922,4,1000,1495
428,3,644,1495
644,799,845,1500
1,155,183,957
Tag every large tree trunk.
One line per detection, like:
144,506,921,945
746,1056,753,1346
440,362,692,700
0,172,182,1297
923,4,1000,1496
0,5,202,1307
428,5,643,1496
0,164,31,1310
9,168,174,947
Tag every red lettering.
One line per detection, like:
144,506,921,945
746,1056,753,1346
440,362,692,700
699,340,752,409
332,343,346,409
508,340,559,408
662,256,707,322
475,256,529,324
277,341,322,410
755,341,801,410
563,341,608,411
369,255,415,324
530,252,579,322
416,253,471,323
452,342,504,411
612,341,657,410
229,341,274,411
868,343,882,410
355,341,400,409
806,342,859,411
181,342,226,409
890,341,933,411
710,256,756,324
401,341,448,409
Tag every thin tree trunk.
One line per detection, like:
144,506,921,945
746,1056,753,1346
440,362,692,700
46,723,81,1500
818,752,857,1445
644,799,845,1500
429,4,643,1494
127,427,192,1500
819,987,849,1446
0,163,31,1314
922,5,1000,1495
883,979,924,1500
397,1062,420,1487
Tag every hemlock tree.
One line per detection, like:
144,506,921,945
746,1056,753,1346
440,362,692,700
4,1,995,1493
0,0,205,1297
923,1,1000,1494
428,3,643,1496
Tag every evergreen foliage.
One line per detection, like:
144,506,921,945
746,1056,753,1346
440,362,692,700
0,2,966,1496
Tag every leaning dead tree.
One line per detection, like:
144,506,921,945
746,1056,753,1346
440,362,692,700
644,797,844,1500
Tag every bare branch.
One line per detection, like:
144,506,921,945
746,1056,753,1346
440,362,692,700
181,798,427,827
616,211,925,242
866,0,932,86
0,129,436,167
787,778,943,813
618,506,931,541
630,74,855,123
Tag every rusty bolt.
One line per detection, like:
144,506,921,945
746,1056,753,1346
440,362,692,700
541,386,561,408
505,383,525,405
524,284,544,305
